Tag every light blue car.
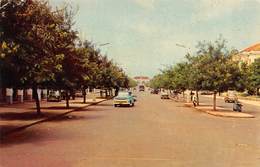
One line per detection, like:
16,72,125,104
113,91,135,107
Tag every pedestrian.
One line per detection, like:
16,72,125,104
190,92,194,101
192,95,197,107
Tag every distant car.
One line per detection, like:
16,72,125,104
200,91,214,95
75,91,83,97
47,90,61,102
161,92,170,99
139,85,145,91
224,94,238,103
114,91,135,107
150,89,159,94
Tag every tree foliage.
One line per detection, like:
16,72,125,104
149,37,252,110
0,0,130,113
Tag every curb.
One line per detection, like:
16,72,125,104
183,103,255,118
0,98,111,139
205,111,255,118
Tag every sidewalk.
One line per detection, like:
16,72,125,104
184,102,255,118
0,97,107,137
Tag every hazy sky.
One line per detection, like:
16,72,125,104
50,0,260,77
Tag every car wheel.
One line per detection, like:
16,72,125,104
114,104,117,107
132,102,135,107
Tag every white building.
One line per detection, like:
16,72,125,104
133,76,150,86
233,43,260,64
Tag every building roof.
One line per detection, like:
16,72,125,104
134,76,150,80
242,43,260,52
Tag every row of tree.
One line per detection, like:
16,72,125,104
0,0,133,114
149,38,260,110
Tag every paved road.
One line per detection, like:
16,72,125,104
1,92,260,167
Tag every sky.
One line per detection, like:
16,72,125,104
49,0,260,77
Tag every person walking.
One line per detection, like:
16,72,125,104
192,95,197,107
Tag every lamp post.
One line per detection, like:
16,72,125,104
0,0,26,11
176,43,192,102
99,43,110,47
175,43,191,52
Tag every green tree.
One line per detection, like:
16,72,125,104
0,0,66,114
248,58,260,95
193,38,245,110
128,78,138,88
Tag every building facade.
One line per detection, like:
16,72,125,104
233,43,260,64
133,76,150,86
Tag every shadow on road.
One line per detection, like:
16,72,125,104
71,101,94,104
49,114,103,122
0,111,59,121
0,128,64,147
75,107,109,112
96,103,113,107
0,114,104,147
0,125,22,137
32,106,79,110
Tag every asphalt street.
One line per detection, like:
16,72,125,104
1,92,260,167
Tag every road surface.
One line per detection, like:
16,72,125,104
1,92,260,167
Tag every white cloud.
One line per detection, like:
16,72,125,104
192,0,245,21
133,0,155,10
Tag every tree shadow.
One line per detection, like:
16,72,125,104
0,128,66,147
71,101,95,104
74,107,108,112
0,111,59,121
95,103,112,107
33,106,79,110
49,114,103,122
0,125,22,137
0,114,104,147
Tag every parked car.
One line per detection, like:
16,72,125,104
224,91,238,103
47,90,61,102
75,91,83,97
139,85,145,91
150,89,159,94
161,92,170,99
200,91,214,95
114,91,135,107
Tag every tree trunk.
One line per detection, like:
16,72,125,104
100,90,103,98
108,89,110,97
82,88,86,103
65,90,70,108
105,89,108,97
33,86,41,115
213,91,217,111
110,89,113,97
115,87,119,96
196,90,199,106
71,90,75,100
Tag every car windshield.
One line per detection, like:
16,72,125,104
117,92,129,97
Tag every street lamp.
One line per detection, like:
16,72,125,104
0,3,8,10
0,0,26,11
176,43,191,50
99,43,110,47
